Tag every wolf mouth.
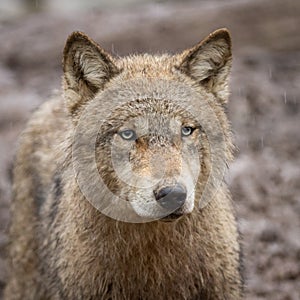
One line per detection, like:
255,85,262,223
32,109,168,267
159,208,185,222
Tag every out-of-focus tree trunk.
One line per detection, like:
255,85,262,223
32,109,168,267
23,0,44,12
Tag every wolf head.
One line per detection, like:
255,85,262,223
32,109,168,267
64,29,233,222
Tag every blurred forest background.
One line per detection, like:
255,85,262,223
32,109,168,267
0,0,299,299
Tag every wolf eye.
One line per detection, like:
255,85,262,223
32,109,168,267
181,126,194,137
119,129,137,141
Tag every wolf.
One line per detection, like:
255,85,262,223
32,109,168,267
4,28,243,299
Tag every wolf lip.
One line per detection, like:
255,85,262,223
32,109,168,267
160,210,184,222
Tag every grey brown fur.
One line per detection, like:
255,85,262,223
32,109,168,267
4,29,243,299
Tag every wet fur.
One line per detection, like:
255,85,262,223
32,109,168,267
4,29,243,299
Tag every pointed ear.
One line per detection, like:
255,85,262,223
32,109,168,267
63,31,119,116
177,28,232,103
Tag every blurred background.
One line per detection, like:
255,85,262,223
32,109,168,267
0,0,299,299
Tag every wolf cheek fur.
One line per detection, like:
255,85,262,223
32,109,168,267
5,28,243,299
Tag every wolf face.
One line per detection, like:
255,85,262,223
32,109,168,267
65,29,232,222
101,98,202,220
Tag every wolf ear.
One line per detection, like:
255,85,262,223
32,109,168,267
63,31,119,116
177,28,232,103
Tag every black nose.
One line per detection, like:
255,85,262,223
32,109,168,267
154,184,187,211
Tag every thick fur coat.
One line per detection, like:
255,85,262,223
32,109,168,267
4,29,243,299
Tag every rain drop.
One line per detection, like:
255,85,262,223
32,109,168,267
283,91,287,104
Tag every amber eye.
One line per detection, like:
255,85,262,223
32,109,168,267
181,126,194,137
119,129,137,141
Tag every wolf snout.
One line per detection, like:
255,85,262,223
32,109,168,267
154,184,187,211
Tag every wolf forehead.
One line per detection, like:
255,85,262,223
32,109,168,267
83,79,206,136
116,54,178,78
106,97,199,126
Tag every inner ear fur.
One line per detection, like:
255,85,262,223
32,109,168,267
177,28,232,103
63,31,119,116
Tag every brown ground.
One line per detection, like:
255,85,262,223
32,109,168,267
0,0,299,299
